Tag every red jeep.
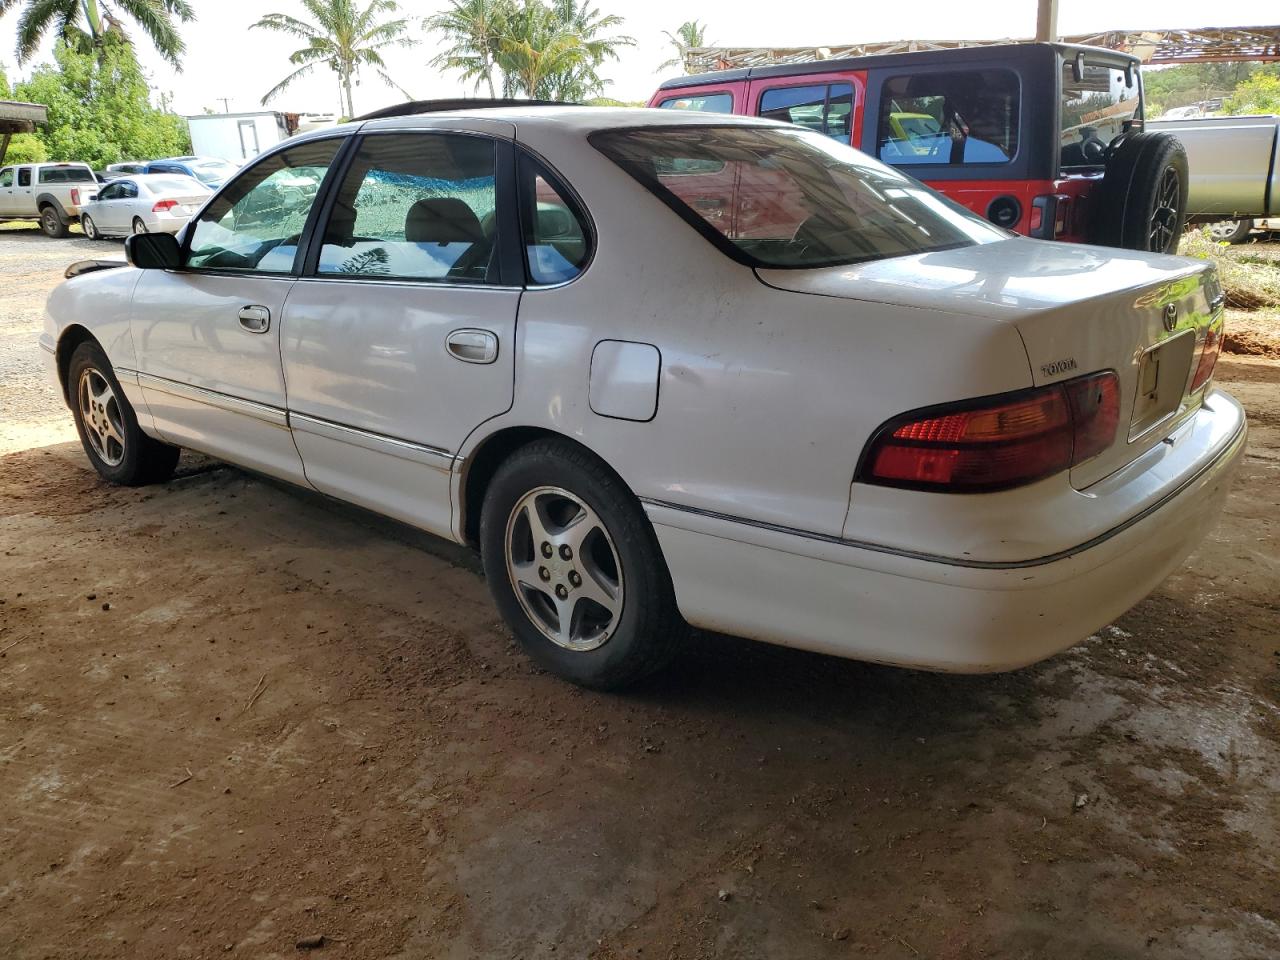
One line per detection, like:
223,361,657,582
648,42,1188,254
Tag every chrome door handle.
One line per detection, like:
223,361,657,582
446,328,498,364
238,305,271,333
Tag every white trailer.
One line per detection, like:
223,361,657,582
184,112,296,163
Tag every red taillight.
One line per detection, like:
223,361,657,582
153,199,179,213
1189,322,1222,392
860,372,1120,493
71,188,80,206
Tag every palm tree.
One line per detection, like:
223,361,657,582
539,0,631,101
253,0,415,120
658,20,707,74
485,0,631,101
0,0,195,68
425,0,510,99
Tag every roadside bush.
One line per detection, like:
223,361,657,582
1,133,48,163
1181,227,1280,310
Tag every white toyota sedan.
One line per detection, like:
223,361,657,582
40,106,1246,689
79,173,211,239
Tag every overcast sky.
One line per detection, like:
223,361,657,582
1,0,1276,117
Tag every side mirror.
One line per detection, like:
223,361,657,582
124,232,181,270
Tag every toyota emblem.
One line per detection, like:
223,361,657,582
1163,303,1179,331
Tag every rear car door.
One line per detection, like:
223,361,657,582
280,122,521,537
128,136,346,483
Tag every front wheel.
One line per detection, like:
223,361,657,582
69,341,180,485
480,439,687,689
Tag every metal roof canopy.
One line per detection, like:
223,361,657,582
0,100,48,165
681,25,1280,73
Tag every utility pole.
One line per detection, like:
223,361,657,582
1036,0,1059,42
218,97,231,114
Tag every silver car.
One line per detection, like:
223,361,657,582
79,174,211,239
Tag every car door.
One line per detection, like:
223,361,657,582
280,122,521,537
88,181,119,230
0,167,15,215
129,135,346,484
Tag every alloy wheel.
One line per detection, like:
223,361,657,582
78,367,126,467
132,218,147,235
504,486,624,652
82,215,98,240
1149,167,1181,252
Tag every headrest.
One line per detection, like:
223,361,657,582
405,197,483,244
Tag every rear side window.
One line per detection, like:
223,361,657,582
1060,62,1140,168
759,83,853,141
658,92,733,113
317,133,499,284
18,168,31,186
519,154,590,285
877,69,1019,166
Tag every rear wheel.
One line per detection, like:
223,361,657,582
480,439,687,689
1089,132,1188,254
132,217,148,235
40,205,69,238
1207,219,1254,244
81,214,101,241
69,341,180,485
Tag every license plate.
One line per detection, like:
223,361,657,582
1129,331,1196,440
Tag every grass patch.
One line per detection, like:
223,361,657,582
1179,227,1280,310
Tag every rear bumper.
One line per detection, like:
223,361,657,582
645,390,1247,672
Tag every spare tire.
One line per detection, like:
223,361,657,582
1088,132,1188,254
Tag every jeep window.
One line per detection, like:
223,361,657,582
658,92,734,113
877,69,1019,166
317,133,499,283
1060,62,1140,169
38,165,96,184
186,138,340,274
759,83,854,141
592,125,1004,269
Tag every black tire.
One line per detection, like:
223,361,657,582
40,205,69,238
68,341,180,486
479,438,687,689
81,214,101,241
1207,219,1254,244
1089,132,1188,254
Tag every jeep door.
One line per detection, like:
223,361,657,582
128,136,345,484
279,123,522,538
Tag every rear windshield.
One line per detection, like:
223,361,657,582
591,125,1005,269
1060,62,1141,169
38,165,96,184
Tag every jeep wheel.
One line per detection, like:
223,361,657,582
40,206,69,239
1089,132,1189,255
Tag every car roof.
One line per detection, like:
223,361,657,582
359,105,783,135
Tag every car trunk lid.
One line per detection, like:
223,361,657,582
756,238,1224,490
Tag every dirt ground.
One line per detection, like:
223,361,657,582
2,225,1279,959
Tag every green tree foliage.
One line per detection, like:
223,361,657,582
658,20,707,74
427,0,632,101
14,42,190,167
1224,71,1280,115
253,0,415,120
1144,61,1280,117
0,0,194,69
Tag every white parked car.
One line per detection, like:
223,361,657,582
79,174,211,239
40,106,1246,689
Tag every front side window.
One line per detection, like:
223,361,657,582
186,139,340,274
759,83,854,141
1060,62,1141,168
592,125,1005,269
317,133,498,283
96,183,119,201
877,69,1019,165
520,154,590,285
658,92,734,113
0,168,12,188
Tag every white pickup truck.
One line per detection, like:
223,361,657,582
1147,114,1280,243
0,161,100,237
